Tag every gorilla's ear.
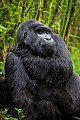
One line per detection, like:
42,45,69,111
24,32,27,39
21,30,27,39
16,30,27,43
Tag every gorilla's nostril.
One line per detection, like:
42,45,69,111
45,37,51,40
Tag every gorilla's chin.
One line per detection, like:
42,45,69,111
41,45,56,57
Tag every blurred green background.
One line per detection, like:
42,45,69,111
0,0,80,76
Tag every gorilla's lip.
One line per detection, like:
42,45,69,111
41,42,55,47
41,44,51,47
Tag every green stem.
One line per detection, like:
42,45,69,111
60,0,72,39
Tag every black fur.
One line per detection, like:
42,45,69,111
1,19,80,120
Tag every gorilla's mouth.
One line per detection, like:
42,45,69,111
41,42,55,47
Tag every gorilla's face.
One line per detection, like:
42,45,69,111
17,19,56,57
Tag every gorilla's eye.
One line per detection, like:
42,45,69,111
37,30,43,34
24,32,27,39
46,31,49,34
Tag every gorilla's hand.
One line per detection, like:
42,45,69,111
23,54,72,88
27,80,38,95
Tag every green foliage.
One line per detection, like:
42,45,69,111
0,108,25,120
0,108,18,120
74,117,80,120
71,47,80,75
0,61,4,73
15,108,25,120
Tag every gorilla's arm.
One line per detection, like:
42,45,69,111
51,72,80,114
23,35,73,88
24,57,72,88
5,52,37,120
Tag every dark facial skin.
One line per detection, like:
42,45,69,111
35,26,56,57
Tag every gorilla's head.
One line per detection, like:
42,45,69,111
16,19,56,57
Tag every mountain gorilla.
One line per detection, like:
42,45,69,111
5,19,80,120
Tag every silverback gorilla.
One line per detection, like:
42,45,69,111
4,19,80,120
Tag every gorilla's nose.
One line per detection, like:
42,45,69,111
45,37,51,41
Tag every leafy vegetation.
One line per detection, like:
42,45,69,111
0,108,25,120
